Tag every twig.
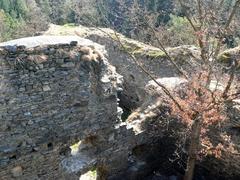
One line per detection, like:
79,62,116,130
214,0,240,58
222,59,237,98
112,31,184,112
98,0,189,79
144,22,189,79
178,0,208,64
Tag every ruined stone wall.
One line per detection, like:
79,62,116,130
0,35,209,180
0,38,122,180
85,34,199,110
45,24,201,110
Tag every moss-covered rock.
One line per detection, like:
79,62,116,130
218,46,240,68
44,24,187,60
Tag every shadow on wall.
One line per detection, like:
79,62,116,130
0,36,122,179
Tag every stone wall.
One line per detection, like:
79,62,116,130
0,36,124,179
0,36,180,180
1,34,239,179
44,25,200,110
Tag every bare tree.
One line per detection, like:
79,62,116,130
91,1,240,180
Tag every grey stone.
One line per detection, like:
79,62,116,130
43,85,51,91
61,62,75,68
0,36,125,180
0,146,16,153
11,166,23,177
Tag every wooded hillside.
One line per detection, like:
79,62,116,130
0,0,240,47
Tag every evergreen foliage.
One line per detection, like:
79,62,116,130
0,0,239,45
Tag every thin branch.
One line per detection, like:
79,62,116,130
227,92,240,99
112,31,184,112
196,0,203,28
78,8,185,112
218,0,225,8
178,0,208,63
214,0,240,58
143,22,189,79
222,59,237,98
98,1,189,79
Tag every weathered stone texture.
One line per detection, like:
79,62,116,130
1,34,239,180
84,35,200,112
44,25,200,110
0,37,122,180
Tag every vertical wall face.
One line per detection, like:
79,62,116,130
0,40,121,179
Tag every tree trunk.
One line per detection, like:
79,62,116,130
184,116,202,180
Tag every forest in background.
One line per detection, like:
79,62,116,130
0,1,240,179
0,0,240,48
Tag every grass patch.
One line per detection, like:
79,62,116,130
217,53,232,63
146,50,167,58
118,39,166,58
63,23,77,28
46,24,167,60
90,169,97,177
70,141,81,154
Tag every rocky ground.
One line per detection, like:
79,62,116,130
44,24,240,180
0,24,239,180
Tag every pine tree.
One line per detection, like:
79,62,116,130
0,0,11,13
15,0,28,18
